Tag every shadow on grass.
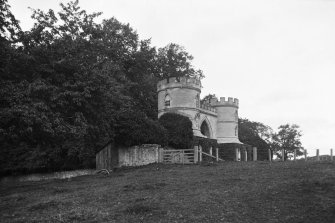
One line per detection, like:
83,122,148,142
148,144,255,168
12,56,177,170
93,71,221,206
28,200,61,211
123,182,167,192
298,177,335,194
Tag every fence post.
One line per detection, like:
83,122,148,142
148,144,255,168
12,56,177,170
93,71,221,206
244,149,248,162
253,147,257,161
182,150,185,165
331,148,333,161
210,147,213,156
268,149,272,162
304,149,307,161
294,149,296,161
235,148,239,161
316,149,320,161
158,147,163,163
282,149,285,161
199,146,202,162
216,148,219,162
194,146,198,163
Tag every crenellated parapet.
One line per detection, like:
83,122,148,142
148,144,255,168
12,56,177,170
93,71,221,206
211,97,239,108
200,104,217,113
157,77,201,92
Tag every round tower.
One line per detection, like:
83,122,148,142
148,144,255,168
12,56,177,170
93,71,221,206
157,77,203,137
211,97,242,144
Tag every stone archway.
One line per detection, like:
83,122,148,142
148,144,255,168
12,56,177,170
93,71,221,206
200,120,211,138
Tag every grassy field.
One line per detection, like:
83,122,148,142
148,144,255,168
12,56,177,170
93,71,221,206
1,161,335,223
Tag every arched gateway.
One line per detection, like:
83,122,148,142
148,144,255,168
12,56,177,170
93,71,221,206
157,77,242,144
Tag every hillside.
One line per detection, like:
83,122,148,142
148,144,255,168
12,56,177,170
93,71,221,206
1,161,334,222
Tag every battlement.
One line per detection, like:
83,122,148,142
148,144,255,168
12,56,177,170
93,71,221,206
200,104,217,113
157,77,201,92
211,97,239,108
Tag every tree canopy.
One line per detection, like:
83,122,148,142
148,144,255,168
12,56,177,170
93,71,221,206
157,43,204,80
0,0,203,175
272,124,304,160
0,0,305,174
238,118,271,160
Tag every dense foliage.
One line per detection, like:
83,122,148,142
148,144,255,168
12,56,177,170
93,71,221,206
0,0,304,175
159,113,193,149
238,119,304,160
0,0,201,175
238,118,271,160
114,111,168,147
157,43,204,80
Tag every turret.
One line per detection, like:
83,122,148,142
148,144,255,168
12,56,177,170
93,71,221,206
157,77,201,113
157,77,204,137
211,97,242,144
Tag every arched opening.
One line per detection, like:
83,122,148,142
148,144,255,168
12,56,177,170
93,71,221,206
200,120,211,138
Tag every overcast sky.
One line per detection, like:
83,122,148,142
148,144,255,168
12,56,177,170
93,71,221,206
9,0,335,155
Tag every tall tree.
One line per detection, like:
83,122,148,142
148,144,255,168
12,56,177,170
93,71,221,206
156,43,204,80
272,124,304,160
0,0,166,174
238,118,271,160
0,0,208,175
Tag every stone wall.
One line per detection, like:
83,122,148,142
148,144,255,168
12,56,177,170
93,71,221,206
96,144,162,170
118,144,161,167
0,169,95,183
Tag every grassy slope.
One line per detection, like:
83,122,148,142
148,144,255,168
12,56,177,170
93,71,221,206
0,161,335,223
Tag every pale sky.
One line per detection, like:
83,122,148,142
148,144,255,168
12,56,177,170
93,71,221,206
9,0,335,155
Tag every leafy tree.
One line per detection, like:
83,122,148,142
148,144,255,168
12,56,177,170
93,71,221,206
0,1,159,174
238,118,271,160
0,0,22,79
272,124,304,160
0,0,207,175
159,113,193,149
0,0,21,42
156,43,204,80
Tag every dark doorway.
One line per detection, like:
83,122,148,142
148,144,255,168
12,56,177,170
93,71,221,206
200,121,211,138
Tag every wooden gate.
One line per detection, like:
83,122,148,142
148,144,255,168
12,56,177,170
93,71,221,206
163,149,195,164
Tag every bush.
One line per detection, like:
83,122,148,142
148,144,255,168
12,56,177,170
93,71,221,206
159,113,193,149
114,111,168,147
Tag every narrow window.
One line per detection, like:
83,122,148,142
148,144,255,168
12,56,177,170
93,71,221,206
165,94,171,107
195,94,200,108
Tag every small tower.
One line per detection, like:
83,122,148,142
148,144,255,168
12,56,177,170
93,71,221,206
157,77,203,137
211,97,242,144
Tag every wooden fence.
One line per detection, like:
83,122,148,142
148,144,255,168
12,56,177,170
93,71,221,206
268,148,334,162
162,149,195,164
162,147,225,164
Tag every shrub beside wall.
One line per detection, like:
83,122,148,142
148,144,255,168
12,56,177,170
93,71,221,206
159,113,194,149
